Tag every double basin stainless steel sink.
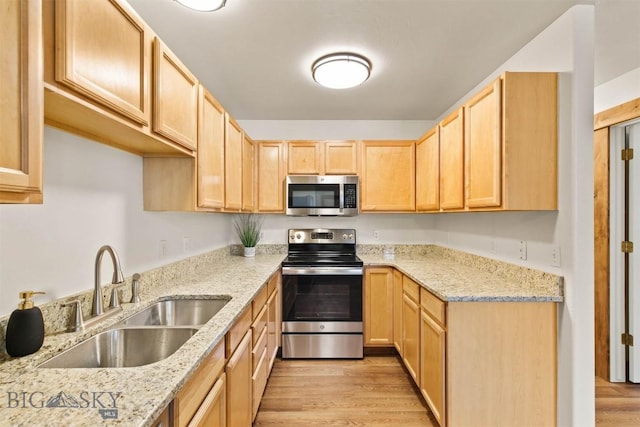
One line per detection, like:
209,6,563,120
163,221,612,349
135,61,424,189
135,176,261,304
40,297,230,369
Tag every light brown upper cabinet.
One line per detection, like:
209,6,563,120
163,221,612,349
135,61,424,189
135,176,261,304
224,114,243,211
43,0,191,156
287,140,358,175
197,85,225,210
439,108,464,210
242,134,256,212
53,0,148,126
360,141,416,211
257,141,287,212
288,141,322,175
1,0,43,204
465,78,502,208
324,141,358,175
152,37,199,151
478,72,557,211
416,127,440,211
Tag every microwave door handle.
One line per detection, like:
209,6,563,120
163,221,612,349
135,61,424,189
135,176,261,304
339,185,344,210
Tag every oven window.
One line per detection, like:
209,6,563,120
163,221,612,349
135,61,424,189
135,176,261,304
282,274,362,322
288,184,340,208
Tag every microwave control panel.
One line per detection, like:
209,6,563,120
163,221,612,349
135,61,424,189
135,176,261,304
344,184,357,209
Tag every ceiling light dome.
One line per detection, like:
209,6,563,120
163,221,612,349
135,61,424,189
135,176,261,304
175,0,226,12
311,53,372,89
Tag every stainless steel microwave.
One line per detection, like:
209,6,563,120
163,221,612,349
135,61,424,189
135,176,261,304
286,175,359,216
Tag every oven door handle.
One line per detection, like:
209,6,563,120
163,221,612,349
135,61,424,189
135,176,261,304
281,266,363,276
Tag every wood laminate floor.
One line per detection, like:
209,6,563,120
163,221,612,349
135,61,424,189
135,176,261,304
596,376,640,427
256,360,640,426
254,355,437,427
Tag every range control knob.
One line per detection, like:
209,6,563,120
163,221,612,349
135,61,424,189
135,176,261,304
342,234,348,240
295,233,302,240
348,233,354,239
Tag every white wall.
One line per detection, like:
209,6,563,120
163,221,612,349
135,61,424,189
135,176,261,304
594,66,640,113
0,127,233,317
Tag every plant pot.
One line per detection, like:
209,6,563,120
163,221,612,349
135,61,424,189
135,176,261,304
243,246,256,257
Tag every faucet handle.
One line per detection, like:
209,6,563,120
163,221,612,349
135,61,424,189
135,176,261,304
62,300,85,332
130,273,141,304
109,288,120,309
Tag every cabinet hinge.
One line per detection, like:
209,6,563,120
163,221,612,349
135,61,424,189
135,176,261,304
622,241,634,253
622,333,634,347
622,148,634,161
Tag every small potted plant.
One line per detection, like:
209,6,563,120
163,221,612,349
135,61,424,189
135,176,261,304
233,214,263,257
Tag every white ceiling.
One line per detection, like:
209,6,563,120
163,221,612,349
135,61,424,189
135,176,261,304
127,0,640,121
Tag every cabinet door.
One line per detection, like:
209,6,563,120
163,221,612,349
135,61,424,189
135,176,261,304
54,0,148,125
225,114,243,210
416,127,440,211
402,277,420,384
0,0,43,203
393,269,403,354
152,37,198,150
364,268,394,346
257,142,286,212
188,375,226,427
288,141,322,174
197,86,225,209
439,108,464,210
225,330,252,427
324,141,357,175
420,311,446,427
360,141,416,211
465,78,502,208
266,287,279,371
151,404,171,427
242,134,256,211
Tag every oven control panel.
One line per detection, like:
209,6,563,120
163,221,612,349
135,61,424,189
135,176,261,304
289,228,356,244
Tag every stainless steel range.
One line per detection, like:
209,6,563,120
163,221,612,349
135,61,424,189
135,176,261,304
281,228,364,359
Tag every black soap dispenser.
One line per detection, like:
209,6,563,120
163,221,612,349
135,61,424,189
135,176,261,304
5,291,46,357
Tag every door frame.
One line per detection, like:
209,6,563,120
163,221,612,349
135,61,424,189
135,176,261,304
594,97,640,381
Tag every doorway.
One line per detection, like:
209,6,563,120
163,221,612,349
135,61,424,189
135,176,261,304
594,98,640,383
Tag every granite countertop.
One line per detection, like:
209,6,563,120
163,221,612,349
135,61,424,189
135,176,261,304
360,252,563,302
0,245,562,426
0,253,285,427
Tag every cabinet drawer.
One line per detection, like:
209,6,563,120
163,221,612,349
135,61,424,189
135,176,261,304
252,285,268,318
226,306,252,358
252,346,269,420
420,288,446,326
252,325,267,373
251,304,268,346
174,339,225,427
402,276,420,303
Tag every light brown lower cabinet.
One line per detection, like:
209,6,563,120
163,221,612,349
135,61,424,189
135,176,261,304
225,330,252,427
188,374,226,427
393,269,403,354
151,405,171,427
419,288,446,427
172,339,226,426
402,276,420,383
364,267,394,346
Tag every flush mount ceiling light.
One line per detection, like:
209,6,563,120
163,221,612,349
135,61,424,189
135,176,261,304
175,0,226,12
311,53,372,89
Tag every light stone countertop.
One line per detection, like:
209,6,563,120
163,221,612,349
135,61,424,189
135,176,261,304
0,252,285,427
0,245,562,426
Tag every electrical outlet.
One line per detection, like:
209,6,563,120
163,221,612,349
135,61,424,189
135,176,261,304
373,230,380,240
519,240,527,260
183,237,191,252
551,246,561,267
159,240,167,257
